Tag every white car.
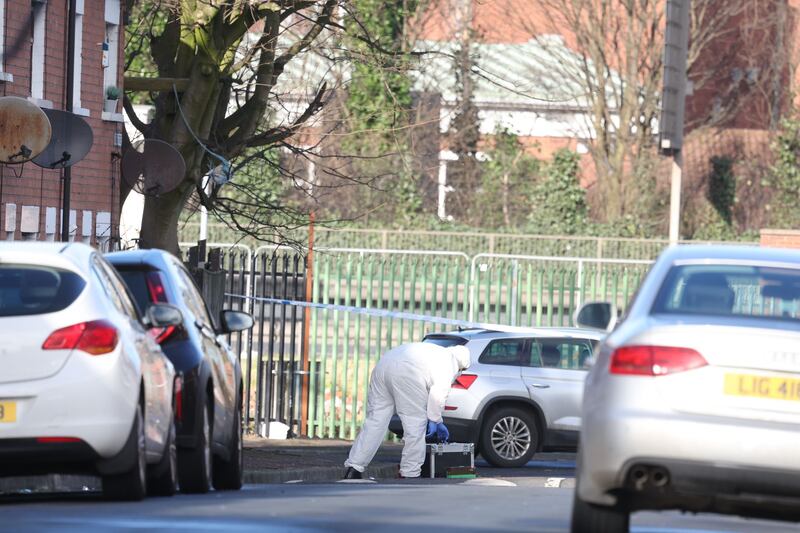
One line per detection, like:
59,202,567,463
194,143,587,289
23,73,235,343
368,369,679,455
573,245,800,531
0,242,182,500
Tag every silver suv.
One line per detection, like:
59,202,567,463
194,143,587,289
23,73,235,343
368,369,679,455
412,328,603,467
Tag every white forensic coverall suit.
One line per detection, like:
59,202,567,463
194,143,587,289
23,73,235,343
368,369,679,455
345,342,471,478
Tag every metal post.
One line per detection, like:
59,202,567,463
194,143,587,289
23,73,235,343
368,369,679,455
62,0,77,242
668,151,683,245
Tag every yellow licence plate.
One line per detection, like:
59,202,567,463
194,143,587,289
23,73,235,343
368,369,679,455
724,373,800,402
0,401,17,423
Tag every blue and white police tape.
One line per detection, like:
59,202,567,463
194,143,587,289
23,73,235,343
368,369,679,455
225,293,572,334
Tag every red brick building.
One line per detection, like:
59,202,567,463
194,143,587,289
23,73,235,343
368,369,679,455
0,0,125,247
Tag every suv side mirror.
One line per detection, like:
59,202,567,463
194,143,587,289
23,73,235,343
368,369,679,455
220,310,254,333
145,303,183,328
574,302,617,332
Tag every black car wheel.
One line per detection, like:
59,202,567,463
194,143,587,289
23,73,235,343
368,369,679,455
148,421,178,496
178,395,213,493
103,404,147,501
479,407,538,467
212,398,243,490
570,490,629,533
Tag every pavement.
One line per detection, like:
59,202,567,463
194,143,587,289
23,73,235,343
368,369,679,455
0,436,577,494
242,436,578,485
242,435,403,483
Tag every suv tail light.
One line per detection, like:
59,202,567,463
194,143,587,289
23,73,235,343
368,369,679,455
174,375,183,422
42,320,119,355
610,345,707,376
145,271,169,303
453,373,478,389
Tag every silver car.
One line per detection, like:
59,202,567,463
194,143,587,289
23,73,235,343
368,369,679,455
413,328,603,467
572,245,800,531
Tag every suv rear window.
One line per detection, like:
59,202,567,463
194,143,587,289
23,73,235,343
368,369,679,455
423,335,468,348
113,268,157,313
0,265,85,317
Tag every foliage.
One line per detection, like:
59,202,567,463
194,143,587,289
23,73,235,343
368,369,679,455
708,156,736,225
478,127,541,228
345,0,414,149
528,149,588,235
768,117,800,227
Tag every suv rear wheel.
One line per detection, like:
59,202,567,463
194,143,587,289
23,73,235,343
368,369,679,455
479,407,538,467
212,398,243,490
178,395,213,493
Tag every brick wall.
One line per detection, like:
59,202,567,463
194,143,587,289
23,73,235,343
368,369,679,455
760,229,800,249
1,0,124,247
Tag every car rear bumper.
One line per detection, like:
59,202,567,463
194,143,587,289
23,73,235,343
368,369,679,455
0,349,137,461
618,458,800,522
579,410,800,509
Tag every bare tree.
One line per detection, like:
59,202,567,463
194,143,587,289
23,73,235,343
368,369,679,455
515,0,790,223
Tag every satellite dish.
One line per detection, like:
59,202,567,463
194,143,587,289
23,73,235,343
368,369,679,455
122,139,186,196
0,96,52,164
32,109,93,169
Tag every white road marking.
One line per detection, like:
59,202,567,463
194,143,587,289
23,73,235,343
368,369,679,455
462,478,517,487
336,479,377,484
545,477,565,488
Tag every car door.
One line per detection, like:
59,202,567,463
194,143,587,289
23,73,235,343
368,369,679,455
93,256,172,459
519,337,595,432
170,260,233,446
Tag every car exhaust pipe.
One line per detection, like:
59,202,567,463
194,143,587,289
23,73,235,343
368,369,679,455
651,466,670,488
629,465,649,491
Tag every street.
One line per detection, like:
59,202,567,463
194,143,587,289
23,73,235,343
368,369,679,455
2,464,797,533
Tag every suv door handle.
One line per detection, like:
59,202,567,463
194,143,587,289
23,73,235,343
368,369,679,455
528,383,550,389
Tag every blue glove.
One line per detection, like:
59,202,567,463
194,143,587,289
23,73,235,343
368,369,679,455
426,420,437,439
436,422,449,443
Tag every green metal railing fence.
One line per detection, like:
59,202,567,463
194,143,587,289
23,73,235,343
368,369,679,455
219,247,651,439
180,223,756,261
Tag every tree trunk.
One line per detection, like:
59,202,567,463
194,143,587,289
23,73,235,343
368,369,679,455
137,181,194,254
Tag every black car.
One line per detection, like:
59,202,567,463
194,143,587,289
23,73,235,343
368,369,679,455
106,249,253,493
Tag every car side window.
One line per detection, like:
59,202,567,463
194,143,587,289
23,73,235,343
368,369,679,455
98,259,141,320
478,339,524,366
528,339,596,370
91,256,134,319
172,261,214,328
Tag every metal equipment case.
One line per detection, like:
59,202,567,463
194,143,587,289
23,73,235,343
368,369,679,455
421,443,475,478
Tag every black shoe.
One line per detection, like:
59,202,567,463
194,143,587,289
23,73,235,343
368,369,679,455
344,467,363,480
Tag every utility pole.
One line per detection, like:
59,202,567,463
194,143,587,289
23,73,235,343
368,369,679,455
62,0,77,242
660,0,690,245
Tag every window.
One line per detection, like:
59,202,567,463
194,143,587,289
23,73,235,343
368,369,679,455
478,339,524,366
30,0,47,102
423,335,467,348
652,264,800,324
0,265,85,317
71,0,88,114
92,256,139,320
103,0,120,108
172,262,215,328
0,0,11,81
527,339,596,370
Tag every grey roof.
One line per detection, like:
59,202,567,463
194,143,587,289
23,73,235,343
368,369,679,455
411,37,620,109
428,327,605,341
660,244,800,266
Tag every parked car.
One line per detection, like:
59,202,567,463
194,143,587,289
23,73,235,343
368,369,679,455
389,327,603,467
0,242,182,500
572,245,800,532
106,249,253,493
